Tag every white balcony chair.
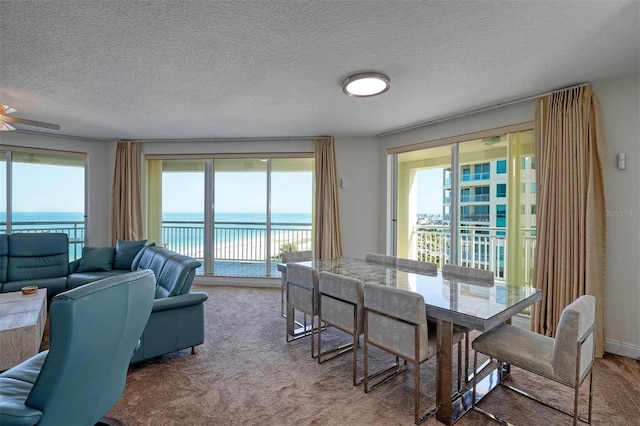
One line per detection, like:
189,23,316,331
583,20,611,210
317,271,364,385
280,250,313,317
471,295,596,425
363,282,463,424
365,252,397,267
442,263,494,383
285,263,320,358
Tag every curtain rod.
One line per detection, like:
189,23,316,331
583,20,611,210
376,82,589,137
134,136,327,143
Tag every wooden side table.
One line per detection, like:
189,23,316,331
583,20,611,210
0,288,48,371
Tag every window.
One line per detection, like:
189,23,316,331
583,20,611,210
145,155,313,278
474,163,490,180
474,186,490,201
1,148,86,259
496,204,506,227
461,166,471,181
393,127,535,285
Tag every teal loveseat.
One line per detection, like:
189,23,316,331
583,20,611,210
0,233,208,363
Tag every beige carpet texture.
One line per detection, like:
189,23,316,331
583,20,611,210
46,285,640,425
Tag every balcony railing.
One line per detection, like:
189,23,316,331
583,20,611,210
414,224,536,284
460,213,490,222
161,220,312,262
4,220,312,272
460,194,490,203
461,172,490,181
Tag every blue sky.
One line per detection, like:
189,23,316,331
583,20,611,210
5,160,437,215
3,163,84,212
161,171,313,214
3,160,312,214
416,168,445,214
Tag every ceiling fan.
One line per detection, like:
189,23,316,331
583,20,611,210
0,103,60,131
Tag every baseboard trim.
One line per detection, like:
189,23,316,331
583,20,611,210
605,338,640,360
193,276,280,289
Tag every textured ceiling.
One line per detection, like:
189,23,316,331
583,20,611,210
0,1,638,141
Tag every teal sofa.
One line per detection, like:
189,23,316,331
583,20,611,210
0,233,208,363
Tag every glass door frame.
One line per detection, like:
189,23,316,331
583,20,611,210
388,122,534,276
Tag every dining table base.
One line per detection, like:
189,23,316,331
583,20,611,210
436,319,510,425
449,363,511,424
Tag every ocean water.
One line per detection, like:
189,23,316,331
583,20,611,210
2,211,311,226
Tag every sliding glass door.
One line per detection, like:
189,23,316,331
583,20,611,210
396,144,451,268
1,148,86,259
214,158,268,277
394,128,535,285
146,155,313,278
148,159,206,271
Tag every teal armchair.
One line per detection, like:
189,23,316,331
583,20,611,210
0,270,156,426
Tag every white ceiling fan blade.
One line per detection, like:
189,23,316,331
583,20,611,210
0,104,17,114
0,121,16,131
0,114,60,130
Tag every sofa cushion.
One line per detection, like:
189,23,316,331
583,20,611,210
2,277,68,296
113,239,147,270
67,270,128,289
77,247,116,272
155,256,201,298
7,233,69,282
131,242,156,271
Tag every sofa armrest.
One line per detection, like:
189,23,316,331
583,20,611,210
151,292,208,313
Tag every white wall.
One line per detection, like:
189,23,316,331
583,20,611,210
378,74,640,358
595,74,640,358
333,137,379,258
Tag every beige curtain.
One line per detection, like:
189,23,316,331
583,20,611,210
532,85,606,357
110,141,143,245
314,137,343,258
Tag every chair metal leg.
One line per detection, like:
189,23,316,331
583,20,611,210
464,330,469,382
587,367,594,424
457,341,462,392
471,351,478,408
280,282,286,317
472,360,594,425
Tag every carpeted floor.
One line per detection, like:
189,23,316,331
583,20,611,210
96,285,639,425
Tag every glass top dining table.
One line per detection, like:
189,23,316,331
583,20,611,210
279,257,542,425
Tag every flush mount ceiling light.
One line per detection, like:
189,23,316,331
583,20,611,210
342,72,390,97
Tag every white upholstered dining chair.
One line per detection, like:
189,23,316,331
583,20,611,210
396,258,437,274
364,252,397,267
317,271,364,385
363,282,463,424
280,250,313,317
471,295,596,425
285,263,320,358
